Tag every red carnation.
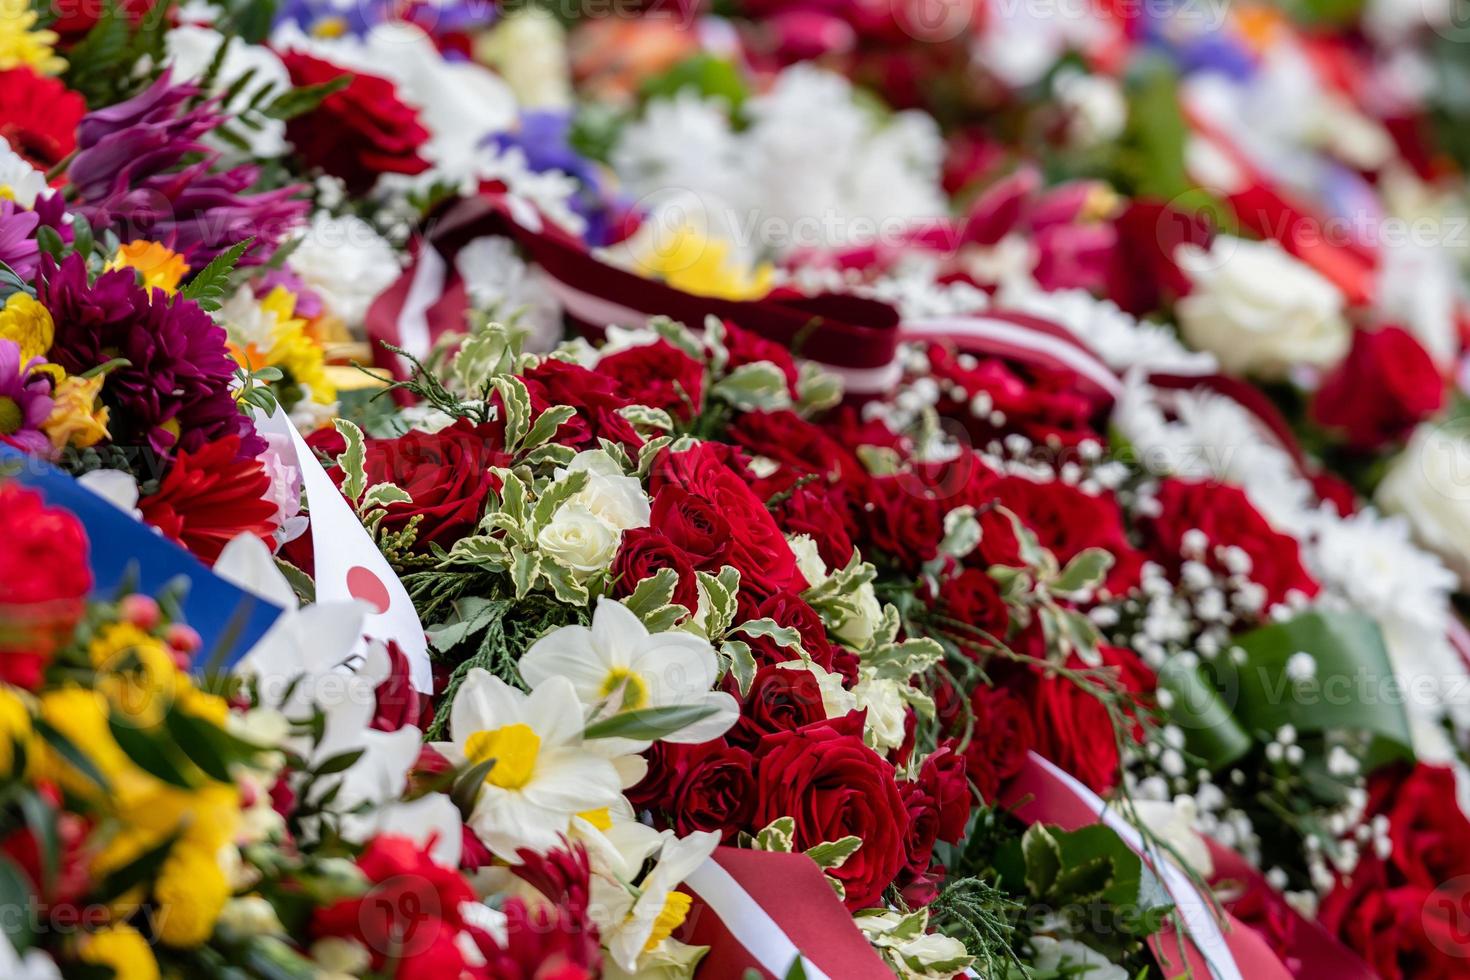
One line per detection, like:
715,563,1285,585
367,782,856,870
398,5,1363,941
753,716,909,909
139,436,280,563
1312,326,1444,451
280,52,431,195
0,482,91,689
1143,478,1319,610
0,68,85,170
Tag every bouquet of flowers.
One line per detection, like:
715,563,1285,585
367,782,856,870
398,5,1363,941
3,0,1470,975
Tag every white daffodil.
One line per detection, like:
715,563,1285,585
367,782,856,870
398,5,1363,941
520,599,738,744
595,830,720,974
436,668,623,860
218,535,462,867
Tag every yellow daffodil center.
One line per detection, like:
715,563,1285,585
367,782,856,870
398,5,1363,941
643,891,692,952
465,723,541,791
577,807,612,830
598,667,650,711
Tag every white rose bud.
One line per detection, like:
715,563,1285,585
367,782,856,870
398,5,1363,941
1377,423,1470,585
537,503,620,578
1175,237,1350,378
833,581,883,648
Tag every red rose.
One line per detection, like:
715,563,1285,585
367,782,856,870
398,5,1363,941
1321,859,1468,980
734,590,835,671
0,483,91,689
625,741,686,815
753,717,910,909
669,740,757,840
281,52,431,195
977,474,1143,596
1143,478,1319,610
774,482,856,571
349,419,512,552
934,567,1010,645
728,663,831,751
859,474,946,568
651,445,805,596
649,485,731,569
1029,647,1152,795
1370,763,1470,890
898,778,942,881
598,340,706,421
139,435,280,563
1312,326,1444,451
961,686,1035,801
728,410,858,498
927,343,1101,448
313,835,476,976
610,527,700,613
522,359,640,450
918,742,972,844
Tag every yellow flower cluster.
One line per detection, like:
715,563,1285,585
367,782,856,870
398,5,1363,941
32,622,243,958
0,0,64,75
630,223,774,301
229,287,338,406
0,291,110,449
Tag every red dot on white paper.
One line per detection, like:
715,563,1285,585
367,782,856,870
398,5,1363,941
347,566,391,614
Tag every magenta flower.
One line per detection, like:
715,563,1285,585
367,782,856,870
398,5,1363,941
0,338,53,456
68,72,308,268
37,253,265,460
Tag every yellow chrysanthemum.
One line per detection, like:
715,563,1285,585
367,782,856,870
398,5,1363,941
229,287,337,405
0,0,64,75
154,844,231,947
35,686,131,799
0,684,33,780
630,223,773,301
0,292,54,362
43,372,110,449
108,241,189,295
88,623,178,728
78,924,160,980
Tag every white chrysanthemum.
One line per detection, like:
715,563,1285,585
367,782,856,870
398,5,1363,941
520,599,737,744
165,25,291,157
0,138,48,208
437,668,623,860
998,282,1218,375
612,90,743,219
286,212,402,329
1112,374,1311,527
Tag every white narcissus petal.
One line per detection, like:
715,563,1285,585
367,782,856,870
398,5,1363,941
658,691,740,744
591,597,650,665
215,534,299,609
450,668,524,741
634,632,721,698
522,674,588,747
520,748,623,813
520,623,608,696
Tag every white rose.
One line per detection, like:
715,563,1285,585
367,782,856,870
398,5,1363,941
1175,237,1350,378
833,580,883,648
1377,423,1470,585
787,534,829,587
853,675,908,752
565,451,651,532
777,662,856,719
537,503,620,578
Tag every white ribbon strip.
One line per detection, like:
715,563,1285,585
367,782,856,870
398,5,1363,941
255,408,432,693
684,858,830,980
1028,752,1243,980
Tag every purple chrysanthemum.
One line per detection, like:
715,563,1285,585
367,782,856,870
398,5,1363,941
0,338,53,456
0,200,40,280
37,253,265,460
68,71,308,268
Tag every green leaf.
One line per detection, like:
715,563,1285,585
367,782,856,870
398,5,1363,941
332,418,368,504
361,482,412,509
0,856,34,954
1020,823,1062,896
313,748,365,776
1157,657,1253,769
582,704,718,741
530,470,589,534
34,719,110,794
805,836,862,870
491,376,533,452
180,238,254,312
108,719,195,789
1051,548,1114,597
522,405,576,453
263,74,352,120
623,568,679,618
722,639,757,697
754,816,796,853
711,361,793,411
1213,611,1414,764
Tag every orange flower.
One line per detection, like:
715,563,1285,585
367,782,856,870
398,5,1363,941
108,241,188,295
